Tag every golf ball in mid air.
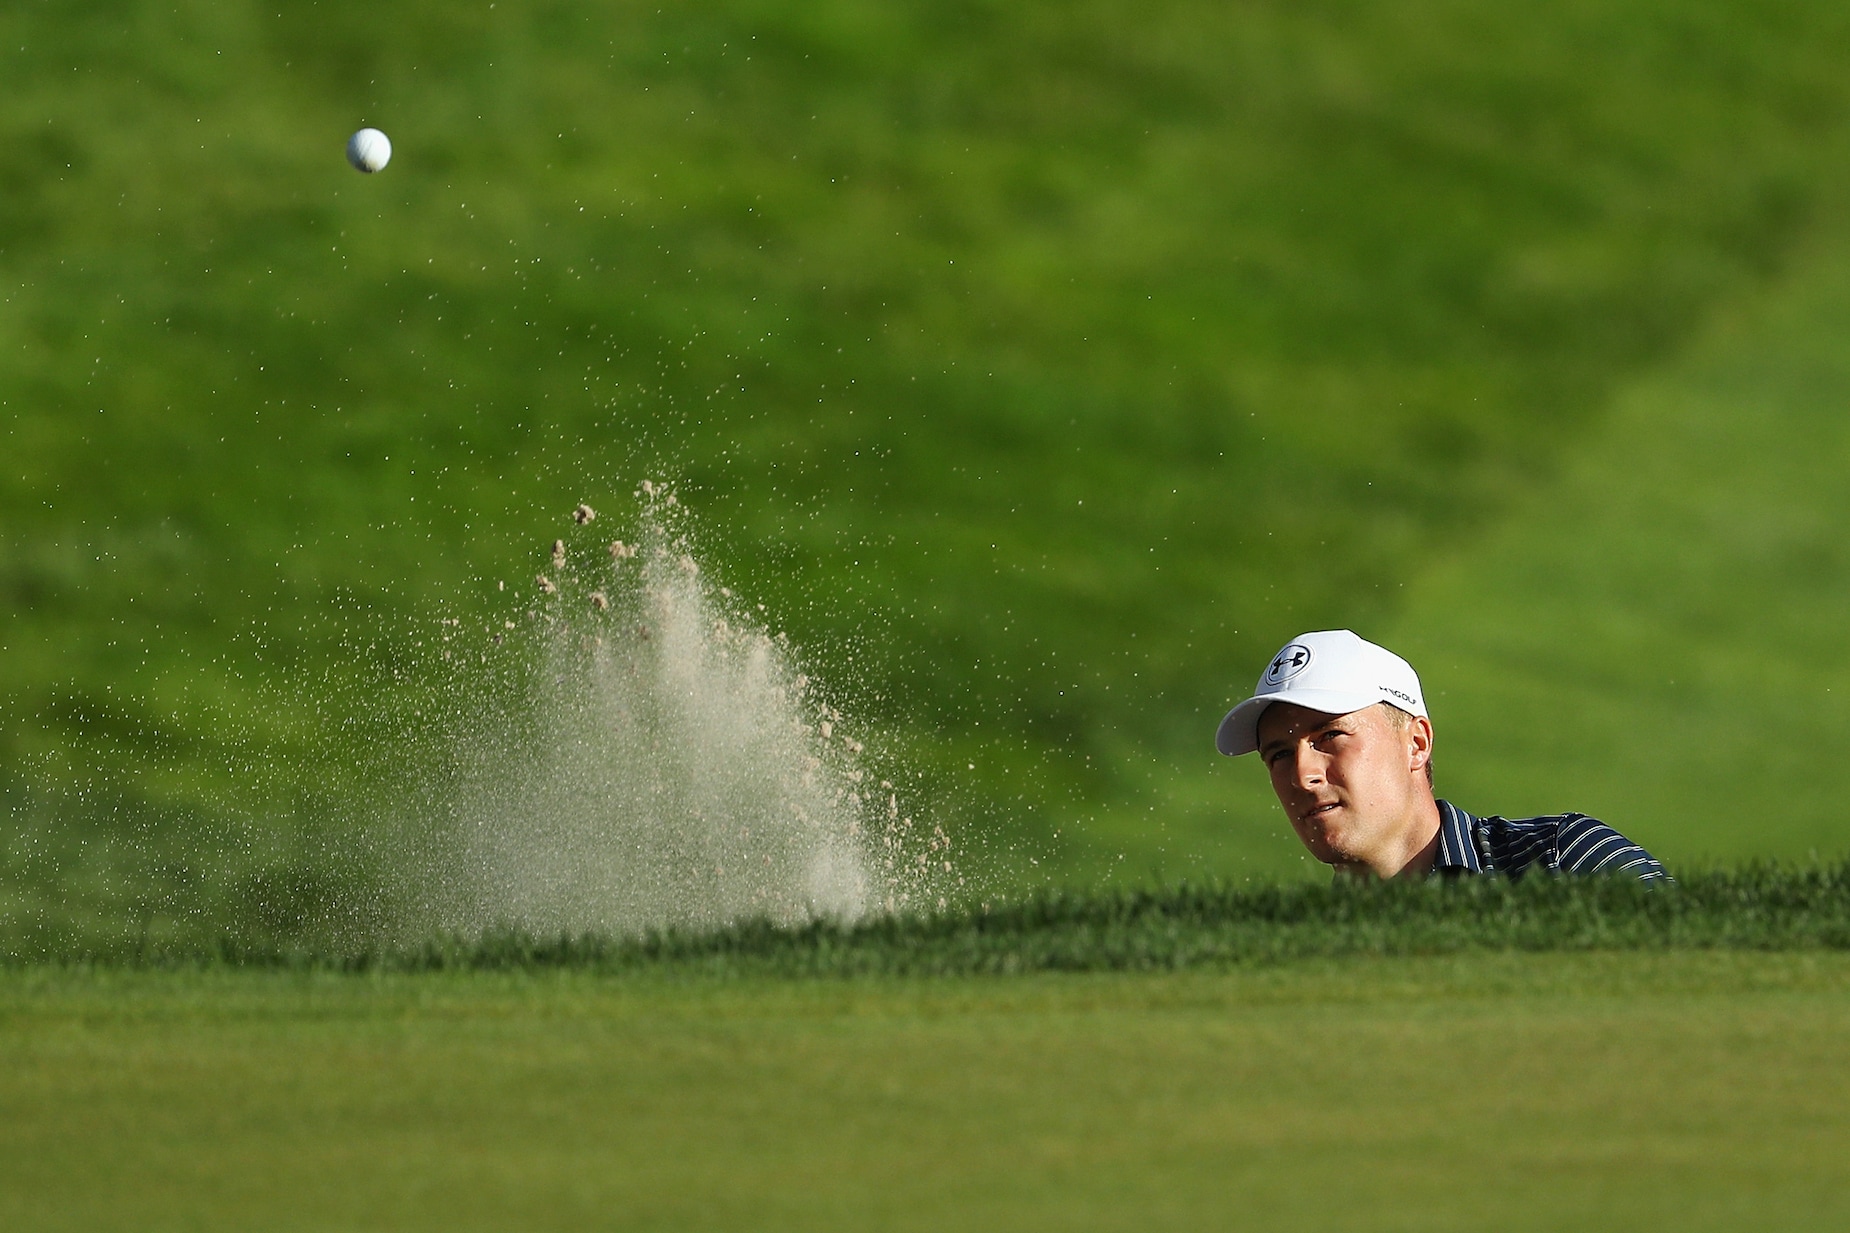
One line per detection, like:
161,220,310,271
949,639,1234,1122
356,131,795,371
346,128,392,173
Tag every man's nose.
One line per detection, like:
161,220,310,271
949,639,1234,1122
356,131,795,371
1291,745,1325,789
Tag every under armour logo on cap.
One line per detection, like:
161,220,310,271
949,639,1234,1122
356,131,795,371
1265,643,1312,686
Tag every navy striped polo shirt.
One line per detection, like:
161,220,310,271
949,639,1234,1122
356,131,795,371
1432,799,1669,882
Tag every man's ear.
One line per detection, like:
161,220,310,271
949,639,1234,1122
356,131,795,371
1408,716,1435,774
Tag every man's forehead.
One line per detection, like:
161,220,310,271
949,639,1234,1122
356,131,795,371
1256,701,1362,744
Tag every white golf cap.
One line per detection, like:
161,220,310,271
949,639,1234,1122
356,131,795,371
1215,629,1427,756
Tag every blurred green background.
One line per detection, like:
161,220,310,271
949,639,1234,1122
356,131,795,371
7,0,1850,935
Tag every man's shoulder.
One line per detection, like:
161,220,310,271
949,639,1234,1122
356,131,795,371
1473,809,1588,843
1439,802,1669,881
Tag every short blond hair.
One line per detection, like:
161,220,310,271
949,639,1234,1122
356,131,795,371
1378,702,1434,783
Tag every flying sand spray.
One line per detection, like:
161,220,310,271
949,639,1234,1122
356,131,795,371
413,483,958,938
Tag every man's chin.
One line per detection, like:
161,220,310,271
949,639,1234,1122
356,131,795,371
1292,818,1352,865
1294,835,1347,867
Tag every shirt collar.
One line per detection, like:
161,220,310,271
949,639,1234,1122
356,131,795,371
1431,799,1484,874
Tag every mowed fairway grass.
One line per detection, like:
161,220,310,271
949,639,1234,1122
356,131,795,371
5,954,1850,1232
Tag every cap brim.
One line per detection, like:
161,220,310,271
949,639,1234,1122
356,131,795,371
1214,688,1385,756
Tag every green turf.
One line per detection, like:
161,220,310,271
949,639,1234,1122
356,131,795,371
12,1,1850,916
11,864,1850,972
4,953,1849,1231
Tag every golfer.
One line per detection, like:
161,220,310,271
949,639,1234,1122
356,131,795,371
1216,629,1667,881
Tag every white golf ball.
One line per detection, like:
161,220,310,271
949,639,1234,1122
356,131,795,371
346,128,392,173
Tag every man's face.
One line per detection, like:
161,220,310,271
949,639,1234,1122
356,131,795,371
1255,702,1431,872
